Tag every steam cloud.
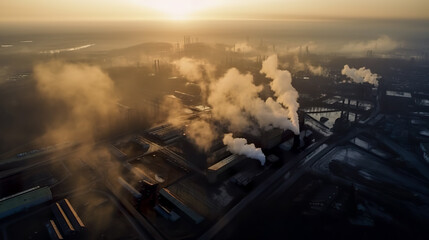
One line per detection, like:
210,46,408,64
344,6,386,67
159,95,217,151
174,57,215,82
307,65,327,76
341,65,379,86
261,55,300,133
185,119,218,152
34,60,118,143
174,57,215,103
281,56,326,76
208,67,298,134
223,133,265,165
173,54,299,165
159,95,190,126
340,35,399,53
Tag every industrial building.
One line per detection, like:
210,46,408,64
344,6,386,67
381,90,413,113
0,186,52,220
49,198,86,239
147,124,184,144
159,188,204,224
118,176,143,207
249,128,284,150
154,204,180,222
207,154,247,183
118,167,159,209
46,220,64,240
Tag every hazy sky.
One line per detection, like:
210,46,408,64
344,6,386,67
1,0,428,21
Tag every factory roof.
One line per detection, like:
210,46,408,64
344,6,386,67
160,188,204,224
0,186,52,219
46,220,64,240
386,90,412,98
208,154,245,172
60,199,85,231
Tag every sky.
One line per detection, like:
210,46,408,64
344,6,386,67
1,0,429,21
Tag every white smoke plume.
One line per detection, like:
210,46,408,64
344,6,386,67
223,133,265,166
341,65,379,86
261,55,300,133
208,68,298,134
171,55,300,154
340,35,399,53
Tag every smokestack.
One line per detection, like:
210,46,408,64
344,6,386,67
355,101,359,122
347,99,351,120
292,134,300,152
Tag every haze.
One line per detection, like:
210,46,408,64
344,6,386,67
1,0,429,240
1,0,429,21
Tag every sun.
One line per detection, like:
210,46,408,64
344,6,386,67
137,0,221,20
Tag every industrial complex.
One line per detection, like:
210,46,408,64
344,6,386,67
1,35,429,240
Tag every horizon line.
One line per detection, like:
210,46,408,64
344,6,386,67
1,16,429,24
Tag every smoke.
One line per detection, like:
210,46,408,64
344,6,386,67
174,57,215,103
289,55,306,72
261,55,300,133
34,60,118,144
170,55,300,156
307,65,327,76
208,68,260,132
341,65,379,86
208,67,298,134
286,42,319,54
185,119,218,152
281,55,327,76
223,133,265,166
340,35,399,53
233,42,253,53
160,95,216,151
173,57,215,82
34,60,127,230
159,95,191,126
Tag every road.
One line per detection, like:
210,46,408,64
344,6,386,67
198,124,365,240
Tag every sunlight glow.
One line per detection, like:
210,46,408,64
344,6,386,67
137,0,222,20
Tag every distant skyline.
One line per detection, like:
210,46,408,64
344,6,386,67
1,0,429,21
